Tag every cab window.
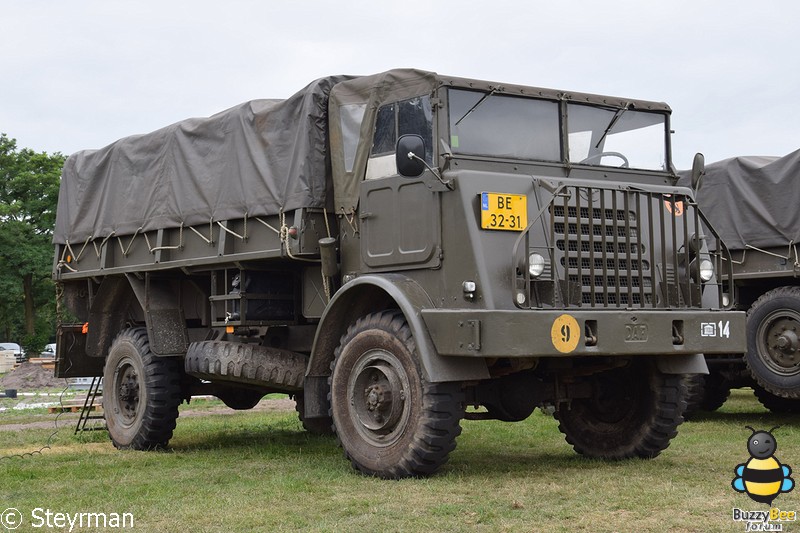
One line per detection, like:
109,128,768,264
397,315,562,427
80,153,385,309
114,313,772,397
371,95,433,164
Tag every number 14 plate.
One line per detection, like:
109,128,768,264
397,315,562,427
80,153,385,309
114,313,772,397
480,192,527,231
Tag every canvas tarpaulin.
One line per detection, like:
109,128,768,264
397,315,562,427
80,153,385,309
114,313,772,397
678,149,800,250
54,75,351,244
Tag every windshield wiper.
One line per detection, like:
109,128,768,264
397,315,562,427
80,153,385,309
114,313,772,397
594,103,630,149
454,88,497,126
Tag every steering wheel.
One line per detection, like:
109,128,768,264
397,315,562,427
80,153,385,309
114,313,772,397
579,151,629,168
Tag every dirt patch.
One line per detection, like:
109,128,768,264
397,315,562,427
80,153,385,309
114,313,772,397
0,363,66,391
0,398,297,432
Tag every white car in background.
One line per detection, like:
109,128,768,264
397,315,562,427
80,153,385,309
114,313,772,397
0,342,25,363
40,343,57,358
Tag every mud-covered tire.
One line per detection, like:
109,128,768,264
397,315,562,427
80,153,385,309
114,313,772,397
746,287,800,399
752,384,800,413
682,374,705,420
330,310,464,479
294,394,334,435
555,360,686,459
103,328,182,450
699,372,731,412
682,372,731,419
216,387,265,410
185,341,305,392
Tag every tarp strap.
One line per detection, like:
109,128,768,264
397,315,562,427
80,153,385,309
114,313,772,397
187,220,214,245
143,224,185,253
217,221,246,241
340,206,359,237
118,228,142,256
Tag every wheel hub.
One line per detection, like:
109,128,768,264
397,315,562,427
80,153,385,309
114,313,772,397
764,317,800,371
351,355,407,437
115,366,140,421
364,384,392,413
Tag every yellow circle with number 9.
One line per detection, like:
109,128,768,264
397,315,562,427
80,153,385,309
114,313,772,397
551,314,580,353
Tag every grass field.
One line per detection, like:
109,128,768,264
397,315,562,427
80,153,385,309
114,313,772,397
1,390,798,532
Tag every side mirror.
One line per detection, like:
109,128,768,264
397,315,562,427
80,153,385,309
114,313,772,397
690,152,705,191
396,134,426,177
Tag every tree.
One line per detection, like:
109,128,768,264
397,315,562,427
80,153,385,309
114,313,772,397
0,133,65,355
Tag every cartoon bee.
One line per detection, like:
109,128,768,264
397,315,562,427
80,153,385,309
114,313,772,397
732,426,794,505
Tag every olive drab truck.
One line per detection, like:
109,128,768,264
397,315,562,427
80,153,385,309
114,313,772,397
679,151,800,413
53,69,745,479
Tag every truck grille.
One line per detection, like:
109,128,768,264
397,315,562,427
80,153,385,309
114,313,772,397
553,203,654,307
512,184,726,310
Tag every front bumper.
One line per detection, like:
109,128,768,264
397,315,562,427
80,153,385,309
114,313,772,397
421,309,746,358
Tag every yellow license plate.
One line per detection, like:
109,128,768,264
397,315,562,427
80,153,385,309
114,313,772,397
480,192,527,231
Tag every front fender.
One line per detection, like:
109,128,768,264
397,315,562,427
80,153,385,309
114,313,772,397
308,274,489,383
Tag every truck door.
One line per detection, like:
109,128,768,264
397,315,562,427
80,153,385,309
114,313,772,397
359,96,441,270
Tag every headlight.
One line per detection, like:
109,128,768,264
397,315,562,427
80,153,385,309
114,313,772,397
528,253,546,278
698,258,714,282
690,257,714,283
698,259,714,283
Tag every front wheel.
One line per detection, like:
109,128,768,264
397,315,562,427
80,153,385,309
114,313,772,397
103,328,182,450
555,360,686,459
329,311,464,478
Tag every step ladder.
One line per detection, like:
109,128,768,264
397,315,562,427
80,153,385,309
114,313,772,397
75,377,106,434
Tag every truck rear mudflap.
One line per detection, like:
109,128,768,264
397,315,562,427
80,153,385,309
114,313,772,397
422,309,746,358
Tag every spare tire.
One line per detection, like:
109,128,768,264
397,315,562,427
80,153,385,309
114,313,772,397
185,341,306,392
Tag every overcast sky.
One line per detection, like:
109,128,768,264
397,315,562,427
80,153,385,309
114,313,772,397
2,1,798,169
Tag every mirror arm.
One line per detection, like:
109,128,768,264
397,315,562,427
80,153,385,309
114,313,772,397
408,152,453,190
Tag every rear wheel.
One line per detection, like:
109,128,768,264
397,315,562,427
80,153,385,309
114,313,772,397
329,310,464,478
746,287,800,399
555,360,686,459
103,328,182,450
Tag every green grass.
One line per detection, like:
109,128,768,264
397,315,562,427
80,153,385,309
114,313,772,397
1,390,798,532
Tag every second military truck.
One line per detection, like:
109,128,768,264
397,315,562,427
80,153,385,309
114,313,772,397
53,69,745,478
682,150,800,411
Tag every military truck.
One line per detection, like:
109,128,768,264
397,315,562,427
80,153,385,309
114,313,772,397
681,151,800,412
53,69,745,478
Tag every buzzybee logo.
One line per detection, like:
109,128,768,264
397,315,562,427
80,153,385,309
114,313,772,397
732,426,794,505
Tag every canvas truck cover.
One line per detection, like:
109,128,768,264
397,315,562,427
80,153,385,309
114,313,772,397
53,75,351,245
326,68,668,215
678,149,800,250
327,69,438,214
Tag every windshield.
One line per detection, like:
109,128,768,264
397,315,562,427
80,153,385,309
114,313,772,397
567,103,667,171
447,88,668,171
448,89,561,161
